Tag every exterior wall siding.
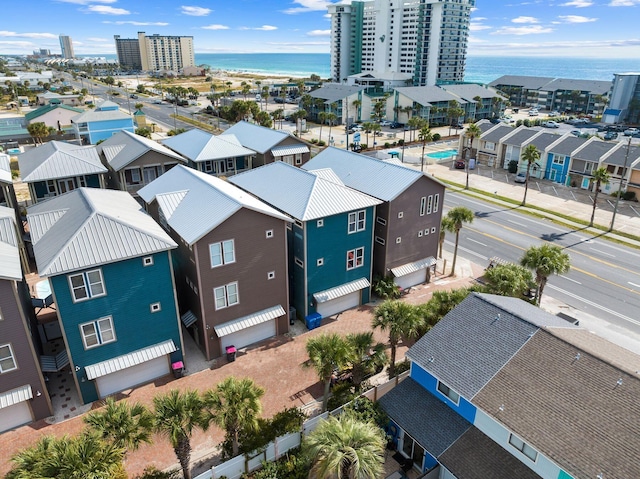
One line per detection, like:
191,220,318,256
290,223,307,317
372,202,390,279
50,251,182,404
88,119,135,144
111,150,182,193
0,279,52,420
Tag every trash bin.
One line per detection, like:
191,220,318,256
225,345,237,362
289,306,296,325
171,361,184,379
305,313,322,330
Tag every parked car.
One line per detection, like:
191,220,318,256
274,97,285,104
489,117,501,124
604,131,619,140
624,128,639,136
389,122,402,129
129,94,138,99
548,111,560,117
454,160,465,169
514,172,527,183
152,98,162,104
528,110,539,117
379,119,392,127
452,121,464,129
543,121,559,128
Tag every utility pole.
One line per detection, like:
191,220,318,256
609,135,632,232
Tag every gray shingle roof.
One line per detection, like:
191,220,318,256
440,84,506,101
308,84,366,104
548,136,587,156
229,162,381,221
490,75,554,90
18,141,107,182
544,78,612,95
502,128,540,147
473,329,640,479
302,147,444,201
28,187,176,276
138,165,291,245
481,125,515,143
378,378,471,457
98,130,186,171
527,132,561,151
572,139,619,163
439,427,542,479
406,293,577,400
161,128,255,162
602,143,640,167
223,121,303,154
395,86,462,106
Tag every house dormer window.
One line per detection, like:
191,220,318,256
508,434,538,462
436,380,460,405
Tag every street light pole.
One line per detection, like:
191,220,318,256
345,98,349,151
609,135,632,232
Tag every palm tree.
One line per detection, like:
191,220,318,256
305,415,385,479
372,300,423,377
444,206,474,277
352,99,362,122
589,167,610,227
84,397,154,455
304,333,349,412
369,122,381,149
204,377,264,457
326,112,338,144
345,332,387,391
318,111,327,143
362,121,374,147
484,263,534,298
520,144,540,206
520,244,571,305
153,389,211,479
27,121,50,145
439,217,452,259
464,123,482,189
418,123,432,172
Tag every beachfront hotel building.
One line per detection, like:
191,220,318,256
59,35,74,59
138,32,195,72
328,0,474,86
114,35,142,70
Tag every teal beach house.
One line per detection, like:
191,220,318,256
230,162,381,321
28,188,183,404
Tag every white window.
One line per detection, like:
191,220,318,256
129,168,141,184
375,236,386,245
150,302,161,313
317,219,324,228
265,229,274,239
143,256,154,266
427,195,433,214
294,257,304,267
210,240,235,268
418,230,423,237
396,237,402,244
317,258,324,266
267,271,275,280
437,380,460,405
294,220,304,228
376,217,387,226
295,154,303,165
420,197,426,216
0,343,17,373
214,282,239,310
68,269,105,302
398,211,404,219
348,210,366,233
509,434,538,462
346,247,364,270
80,317,115,349
433,194,439,213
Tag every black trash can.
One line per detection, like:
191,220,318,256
171,361,184,378
225,345,237,362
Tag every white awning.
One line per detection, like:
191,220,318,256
85,339,177,380
181,310,198,328
313,278,370,304
214,305,285,337
391,257,436,278
271,144,309,157
0,385,33,409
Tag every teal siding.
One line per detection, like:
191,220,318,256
87,119,135,144
85,174,101,188
558,471,575,479
50,251,181,404
33,181,48,200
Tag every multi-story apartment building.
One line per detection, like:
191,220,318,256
329,0,474,86
59,35,74,59
114,35,142,70
138,32,195,72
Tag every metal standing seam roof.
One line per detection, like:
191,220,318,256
138,165,292,245
307,84,366,104
214,304,286,337
390,256,436,278
440,84,506,101
229,162,382,221
181,310,198,328
223,121,300,154
161,128,255,162
18,141,107,182
270,144,310,157
0,385,33,409
85,339,177,380
395,86,461,106
71,108,133,124
0,207,21,281
489,75,555,90
0,153,11,184
98,129,185,171
27,187,177,276
303,147,444,202
313,278,370,303
25,104,83,121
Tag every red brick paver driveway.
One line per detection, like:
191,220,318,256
1,276,472,477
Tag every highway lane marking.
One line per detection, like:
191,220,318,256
507,219,528,227
468,238,488,247
548,284,640,327
589,248,615,258
560,275,581,285
629,282,640,288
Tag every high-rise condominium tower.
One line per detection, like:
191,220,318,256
59,35,74,59
114,35,142,70
138,32,195,72
328,0,474,86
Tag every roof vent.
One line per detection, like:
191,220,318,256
616,378,623,387
574,353,581,361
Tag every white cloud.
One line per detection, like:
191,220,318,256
493,25,554,35
86,37,110,42
239,25,278,31
56,0,116,4
103,21,169,25
559,0,593,6
181,5,211,16
85,5,130,14
470,22,492,31
283,0,332,14
512,16,539,24
608,0,640,5
0,31,58,39
202,24,230,30
557,15,597,22
307,29,331,36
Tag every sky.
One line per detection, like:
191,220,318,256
1,0,639,58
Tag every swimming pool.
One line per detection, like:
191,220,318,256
427,149,458,159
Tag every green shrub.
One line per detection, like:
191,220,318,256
309,138,318,144
393,359,411,376
372,275,401,300
327,382,358,411
342,397,389,429
384,142,390,148
317,140,326,146
133,467,180,479
622,191,637,201
397,139,404,146
508,160,518,173
432,133,441,141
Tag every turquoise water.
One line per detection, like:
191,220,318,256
427,149,457,159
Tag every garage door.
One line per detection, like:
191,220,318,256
220,319,276,351
316,290,360,318
394,269,427,290
95,355,170,398
0,401,32,432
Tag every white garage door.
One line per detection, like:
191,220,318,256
316,291,360,318
0,401,32,432
95,355,170,398
394,269,427,290
220,319,276,351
